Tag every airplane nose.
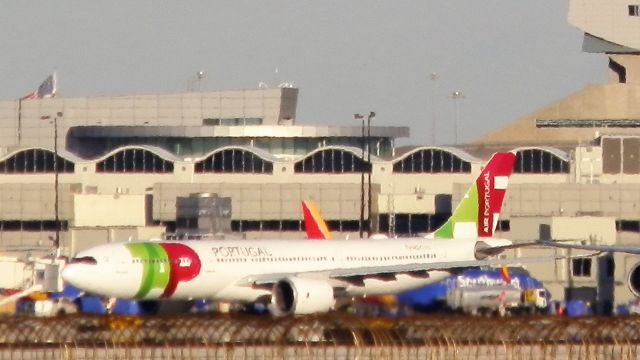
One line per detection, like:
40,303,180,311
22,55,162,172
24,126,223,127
61,264,80,285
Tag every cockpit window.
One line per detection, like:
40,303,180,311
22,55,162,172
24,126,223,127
69,256,97,265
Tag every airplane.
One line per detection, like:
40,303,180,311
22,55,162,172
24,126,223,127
63,152,544,316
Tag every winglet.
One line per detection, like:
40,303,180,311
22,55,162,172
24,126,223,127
431,152,516,239
302,201,332,240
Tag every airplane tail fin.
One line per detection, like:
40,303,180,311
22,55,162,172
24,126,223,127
302,201,332,240
500,265,511,284
430,152,516,239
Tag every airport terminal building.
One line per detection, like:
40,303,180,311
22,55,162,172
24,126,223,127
0,0,639,311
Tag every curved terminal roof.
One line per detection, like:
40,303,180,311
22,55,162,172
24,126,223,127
1,147,84,163
393,146,480,163
92,145,182,163
195,145,279,163
511,146,571,162
294,145,383,163
4,144,573,167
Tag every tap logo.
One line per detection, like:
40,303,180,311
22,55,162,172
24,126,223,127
482,171,491,234
126,243,202,298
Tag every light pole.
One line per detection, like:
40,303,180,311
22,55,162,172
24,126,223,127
53,112,63,253
43,112,63,254
354,113,365,238
187,71,206,91
429,73,438,145
367,111,375,236
450,91,465,144
196,71,205,91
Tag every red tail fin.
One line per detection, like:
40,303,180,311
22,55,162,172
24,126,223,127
301,201,332,240
476,152,516,237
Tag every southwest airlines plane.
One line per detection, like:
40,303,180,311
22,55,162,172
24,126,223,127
63,152,522,316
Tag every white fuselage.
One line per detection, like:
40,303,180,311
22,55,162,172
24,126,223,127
62,237,507,303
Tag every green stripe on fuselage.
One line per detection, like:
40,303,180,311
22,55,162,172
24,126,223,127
126,243,170,298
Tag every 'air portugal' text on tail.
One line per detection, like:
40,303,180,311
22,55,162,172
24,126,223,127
430,152,516,239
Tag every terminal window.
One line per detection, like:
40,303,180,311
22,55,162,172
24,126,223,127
0,149,74,174
194,149,274,174
203,118,263,126
392,149,471,173
629,5,640,16
572,258,592,277
294,149,371,174
513,149,569,174
616,220,640,233
496,220,510,232
95,149,174,173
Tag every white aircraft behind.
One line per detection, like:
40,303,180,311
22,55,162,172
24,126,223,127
63,152,531,316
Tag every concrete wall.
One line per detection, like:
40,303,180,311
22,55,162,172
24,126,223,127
0,258,30,289
551,216,616,245
0,88,298,150
569,0,640,51
0,183,76,220
609,55,640,85
69,226,164,254
73,194,146,227
153,183,371,221
501,183,640,219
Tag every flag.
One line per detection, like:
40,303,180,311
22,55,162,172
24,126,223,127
21,73,57,100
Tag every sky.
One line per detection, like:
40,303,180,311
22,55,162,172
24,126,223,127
0,1,605,145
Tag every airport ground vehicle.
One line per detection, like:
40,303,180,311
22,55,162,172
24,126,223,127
445,285,547,316
15,294,78,317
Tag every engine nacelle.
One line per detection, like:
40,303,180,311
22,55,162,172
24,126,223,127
270,277,335,316
628,262,640,297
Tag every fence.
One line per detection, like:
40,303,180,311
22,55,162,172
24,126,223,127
0,313,638,359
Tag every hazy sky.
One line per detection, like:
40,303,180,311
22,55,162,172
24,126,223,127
0,1,605,145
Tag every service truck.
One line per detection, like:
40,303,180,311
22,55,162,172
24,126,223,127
446,285,547,316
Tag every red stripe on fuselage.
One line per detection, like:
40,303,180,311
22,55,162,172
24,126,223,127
159,243,202,297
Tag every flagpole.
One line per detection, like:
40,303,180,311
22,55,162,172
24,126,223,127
54,113,59,251
354,113,365,239
367,116,371,237
48,111,63,255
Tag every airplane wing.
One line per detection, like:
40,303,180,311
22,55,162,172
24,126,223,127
235,253,588,287
538,240,640,255
326,256,566,278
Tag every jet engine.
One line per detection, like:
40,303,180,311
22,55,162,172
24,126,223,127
270,277,335,316
628,263,640,297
